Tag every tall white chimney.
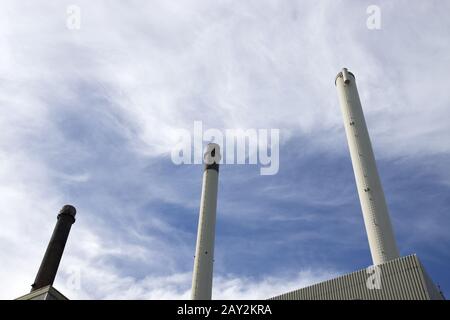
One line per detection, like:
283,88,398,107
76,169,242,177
191,143,221,300
336,68,399,265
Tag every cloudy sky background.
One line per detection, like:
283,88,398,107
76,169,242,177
1,0,449,299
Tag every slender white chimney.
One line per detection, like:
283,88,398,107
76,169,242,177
335,68,399,265
191,143,221,300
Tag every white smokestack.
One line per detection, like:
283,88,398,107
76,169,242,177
336,68,399,265
191,143,221,300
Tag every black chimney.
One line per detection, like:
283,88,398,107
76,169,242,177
31,205,76,292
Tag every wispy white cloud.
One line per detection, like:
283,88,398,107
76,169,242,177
55,264,336,300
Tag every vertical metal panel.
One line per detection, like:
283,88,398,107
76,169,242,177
383,262,394,300
396,258,408,299
366,267,375,300
354,270,362,300
413,255,430,300
405,256,418,299
359,267,369,299
317,282,322,300
401,257,411,297
390,258,402,299
311,283,317,300
349,272,356,300
343,273,350,299
337,277,344,300
328,280,333,300
304,284,309,300
328,279,334,300
330,279,335,300
383,260,394,300
408,256,426,299
409,256,422,299
388,258,399,299
353,270,362,300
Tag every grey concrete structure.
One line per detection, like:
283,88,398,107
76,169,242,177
191,143,221,300
336,68,399,265
270,70,445,300
270,254,444,300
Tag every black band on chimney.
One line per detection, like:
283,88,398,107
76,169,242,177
204,163,219,172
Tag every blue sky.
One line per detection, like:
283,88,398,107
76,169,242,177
0,1,449,299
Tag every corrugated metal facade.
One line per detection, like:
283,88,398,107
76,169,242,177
270,254,444,300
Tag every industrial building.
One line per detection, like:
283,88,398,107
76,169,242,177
269,68,444,300
15,69,445,300
270,254,444,300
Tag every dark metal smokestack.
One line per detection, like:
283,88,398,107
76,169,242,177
31,205,76,292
